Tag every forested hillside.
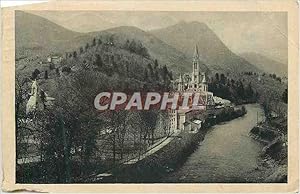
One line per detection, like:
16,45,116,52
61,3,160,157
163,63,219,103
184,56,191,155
16,32,175,183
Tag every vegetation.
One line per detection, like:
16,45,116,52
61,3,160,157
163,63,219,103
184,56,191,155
16,37,174,183
208,73,258,104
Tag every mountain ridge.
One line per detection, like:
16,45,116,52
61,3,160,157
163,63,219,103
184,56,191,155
150,21,261,74
16,11,209,75
93,25,209,74
240,52,287,77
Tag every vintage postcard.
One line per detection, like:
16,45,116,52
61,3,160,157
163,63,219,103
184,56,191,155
1,0,299,193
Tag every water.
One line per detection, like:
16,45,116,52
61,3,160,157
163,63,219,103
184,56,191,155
164,104,267,183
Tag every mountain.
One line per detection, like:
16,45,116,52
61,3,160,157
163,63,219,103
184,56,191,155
16,11,97,74
150,21,261,74
16,11,84,53
240,52,287,77
32,11,179,32
32,12,117,33
15,12,206,75
92,26,209,74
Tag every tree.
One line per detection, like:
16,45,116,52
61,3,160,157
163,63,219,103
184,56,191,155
92,38,96,46
79,47,84,54
282,88,288,103
143,69,148,82
49,63,55,70
62,67,71,73
109,35,114,45
44,70,48,79
220,73,226,85
56,68,60,76
73,51,77,58
154,59,159,70
147,63,154,79
140,111,157,145
85,43,90,51
230,79,235,87
237,81,245,99
129,40,136,53
98,39,102,45
215,73,220,82
94,54,103,69
124,39,130,50
168,71,173,80
161,65,168,82
245,82,254,99
32,69,40,79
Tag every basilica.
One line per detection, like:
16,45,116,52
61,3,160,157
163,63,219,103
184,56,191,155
176,45,208,93
169,45,214,133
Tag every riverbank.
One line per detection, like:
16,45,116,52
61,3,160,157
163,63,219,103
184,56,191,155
89,105,247,183
250,117,288,182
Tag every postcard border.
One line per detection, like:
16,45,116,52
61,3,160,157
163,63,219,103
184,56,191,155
1,0,299,192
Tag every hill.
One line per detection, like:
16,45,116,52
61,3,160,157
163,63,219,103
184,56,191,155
240,52,287,77
15,11,86,55
15,11,93,74
16,12,206,76
32,12,117,33
150,21,260,74
90,26,209,74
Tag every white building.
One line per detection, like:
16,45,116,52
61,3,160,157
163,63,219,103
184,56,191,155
26,80,55,116
169,45,212,132
47,55,62,65
177,45,208,93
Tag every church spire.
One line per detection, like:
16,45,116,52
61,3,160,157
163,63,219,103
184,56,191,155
193,45,199,59
201,73,207,83
178,74,183,82
178,74,184,92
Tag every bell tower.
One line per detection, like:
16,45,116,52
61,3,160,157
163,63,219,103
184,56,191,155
178,74,184,92
200,72,208,92
192,45,200,89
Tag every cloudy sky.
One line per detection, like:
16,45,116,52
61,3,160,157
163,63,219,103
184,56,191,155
31,11,287,65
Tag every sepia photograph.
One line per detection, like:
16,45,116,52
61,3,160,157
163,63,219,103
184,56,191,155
14,10,289,184
1,0,299,192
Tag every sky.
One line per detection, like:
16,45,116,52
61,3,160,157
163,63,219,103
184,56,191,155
31,11,288,65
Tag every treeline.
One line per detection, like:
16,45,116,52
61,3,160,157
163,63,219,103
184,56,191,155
67,35,172,89
244,71,284,83
208,73,258,104
143,59,173,91
28,34,170,89
66,36,150,59
123,39,150,58
243,71,288,104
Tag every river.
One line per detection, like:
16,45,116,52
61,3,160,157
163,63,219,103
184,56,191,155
163,104,268,183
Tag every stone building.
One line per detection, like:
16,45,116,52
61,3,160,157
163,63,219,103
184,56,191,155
168,45,214,133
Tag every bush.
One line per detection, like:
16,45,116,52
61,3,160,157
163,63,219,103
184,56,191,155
62,66,71,73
